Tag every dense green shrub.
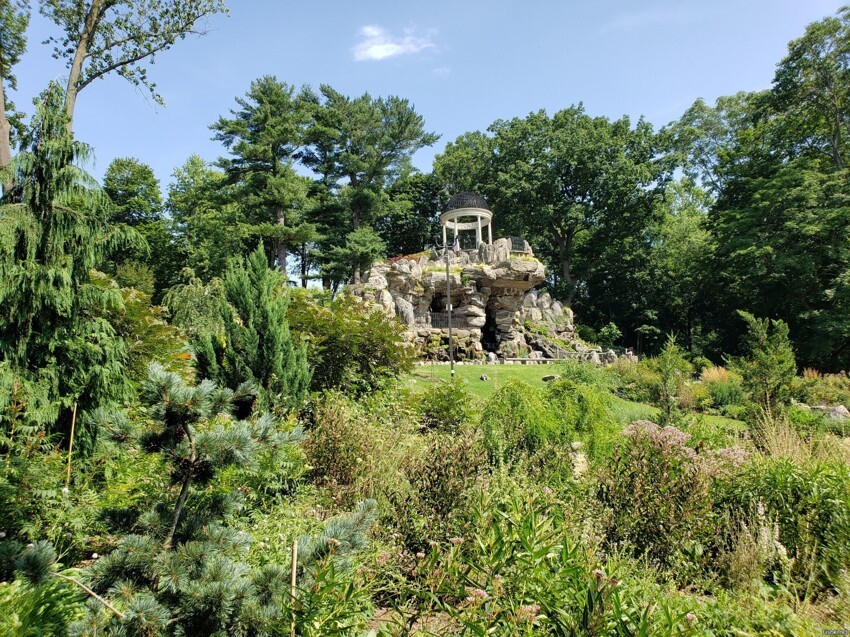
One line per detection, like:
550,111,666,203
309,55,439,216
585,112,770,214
554,359,615,389
388,431,486,552
715,457,850,594
786,404,834,436
304,391,422,505
0,390,105,561
701,365,746,412
193,245,310,412
479,380,561,465
287,289,413,397
415,379,473,432
597,322,623,348
546,378,617,462
305,392,371,489
598,422,720,570
94,275,193,385
605,357,660,404
381,477,698,636
793,370,850,409
0,577,84,636
2,365,373,636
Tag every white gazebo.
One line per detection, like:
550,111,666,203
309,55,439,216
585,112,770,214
441,192,493,248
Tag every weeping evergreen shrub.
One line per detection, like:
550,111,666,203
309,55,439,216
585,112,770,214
193,244,310,412
0,83,140,453
546,378,617,462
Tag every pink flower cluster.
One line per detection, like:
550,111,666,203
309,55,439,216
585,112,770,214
515,604,540,621
623,419,750,475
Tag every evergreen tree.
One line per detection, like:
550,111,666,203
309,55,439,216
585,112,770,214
655,335,692,426
1,364,375,636
301,85,439,284
193,244,310,411
732,311,796,419
211,76,316,275
0,83,138,451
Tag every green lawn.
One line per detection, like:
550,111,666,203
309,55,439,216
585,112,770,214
406,361,561,399
405,362,744,428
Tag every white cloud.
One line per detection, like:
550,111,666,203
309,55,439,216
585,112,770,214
353,25,435,61
432,66,451,76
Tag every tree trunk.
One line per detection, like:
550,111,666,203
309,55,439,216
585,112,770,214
275,204,287,275
64,0,104,132
831,106,844,171
552,225,576,306
164,421,194,550
351,174,361,284
0,72,12,197
164,473,191,550
352,206,361,284
300,243,308,287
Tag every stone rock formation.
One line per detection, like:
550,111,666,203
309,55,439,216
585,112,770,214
352,237,577,360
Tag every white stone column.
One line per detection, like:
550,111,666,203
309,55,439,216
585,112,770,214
477,216,482,247
487,223,492,245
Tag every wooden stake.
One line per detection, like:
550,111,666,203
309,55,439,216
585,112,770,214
290,539,298,637
65,402,77,490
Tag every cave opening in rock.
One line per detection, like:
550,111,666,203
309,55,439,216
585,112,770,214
482,307,499,352
430,294,446,314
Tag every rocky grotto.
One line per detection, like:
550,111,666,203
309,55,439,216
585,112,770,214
348,192,630,362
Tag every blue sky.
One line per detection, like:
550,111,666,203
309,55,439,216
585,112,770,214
12,0,845,190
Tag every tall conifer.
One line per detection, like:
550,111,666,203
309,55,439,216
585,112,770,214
194,245,310,411
0,84,138,450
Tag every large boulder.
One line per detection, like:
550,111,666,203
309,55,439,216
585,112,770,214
394,296,415,326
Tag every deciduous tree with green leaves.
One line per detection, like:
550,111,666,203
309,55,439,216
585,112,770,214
40,0,227,129
436,106,670,305
103,156,162,225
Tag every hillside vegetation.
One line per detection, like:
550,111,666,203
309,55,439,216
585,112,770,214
2,4,850,635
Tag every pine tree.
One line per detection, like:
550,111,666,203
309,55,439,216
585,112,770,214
193,244,310,411
211,76,316,275
1,364,375,636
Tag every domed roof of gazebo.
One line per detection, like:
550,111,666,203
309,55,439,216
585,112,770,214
445,192,489,212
